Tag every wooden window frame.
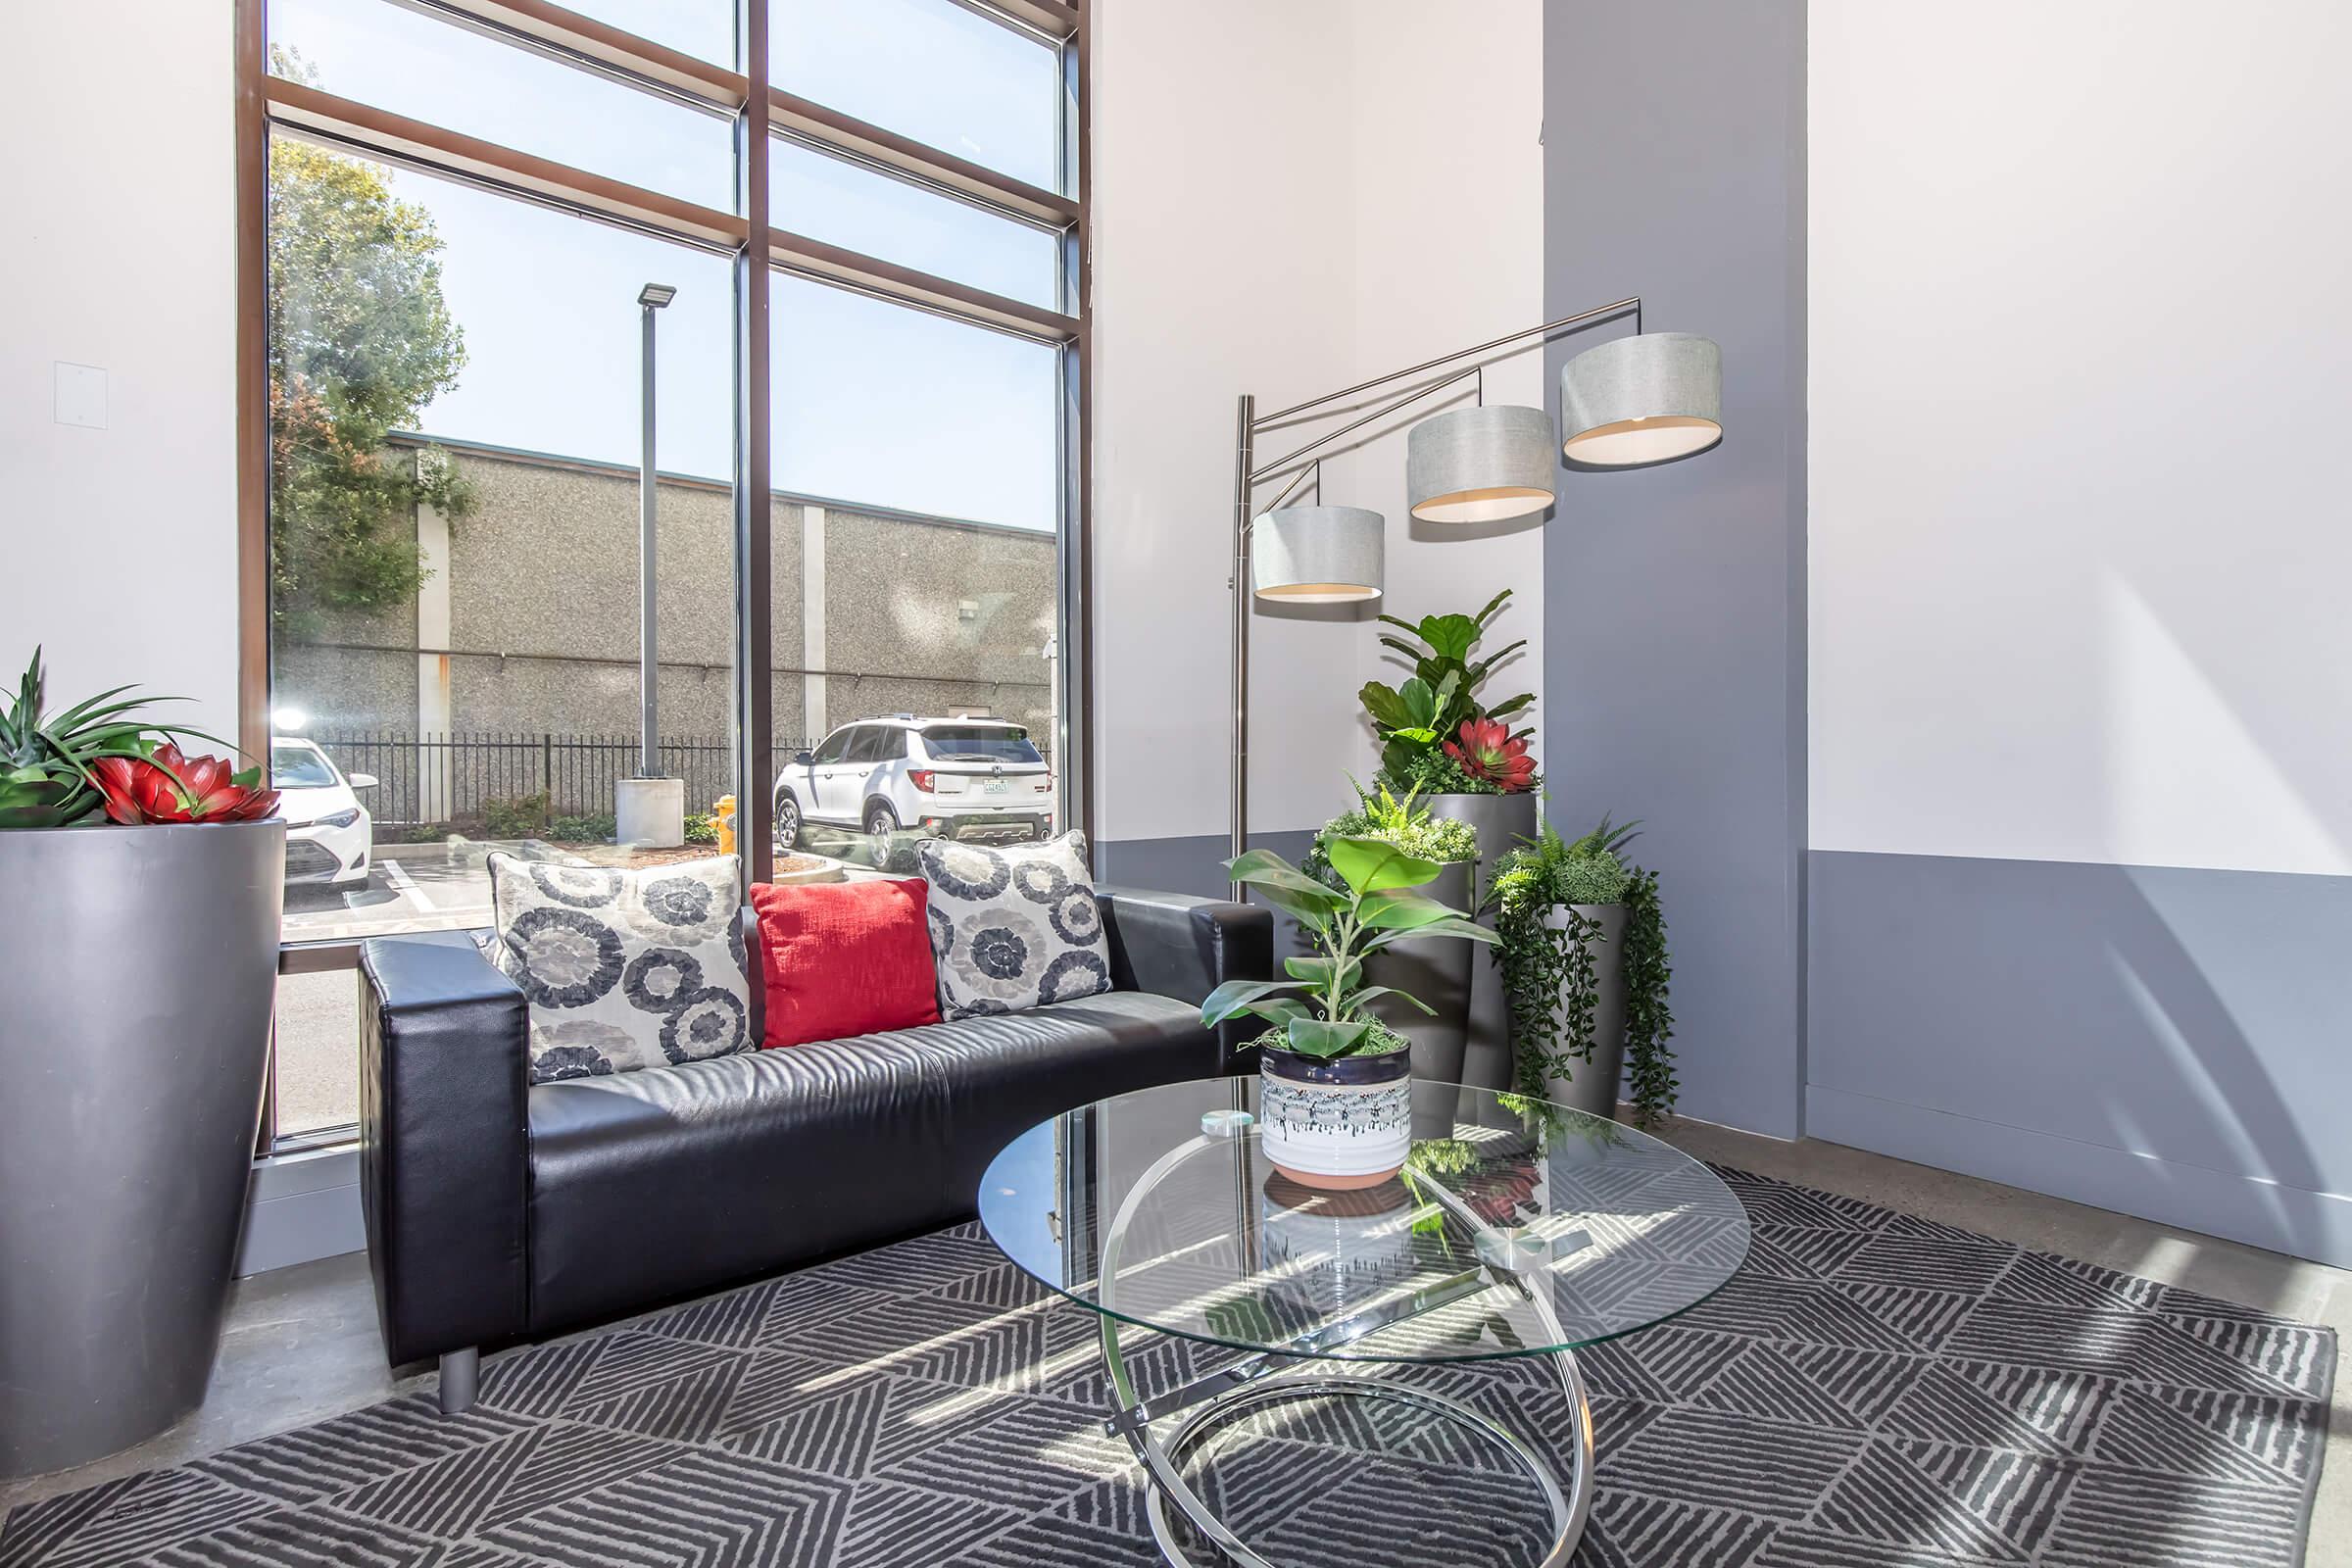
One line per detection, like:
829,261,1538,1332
235,0,1093,1148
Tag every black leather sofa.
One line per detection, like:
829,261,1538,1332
358,885,1270,1413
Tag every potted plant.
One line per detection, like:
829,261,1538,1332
1201,834,1493,1189
1491,814,1679,1126
1356,589,1538,1089
0,650,285,1479
1304,781,1479,1083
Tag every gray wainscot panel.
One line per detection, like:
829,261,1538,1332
1808,849,2352,1265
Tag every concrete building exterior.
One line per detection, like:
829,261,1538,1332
272,436,1056,821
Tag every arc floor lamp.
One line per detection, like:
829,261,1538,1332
1230,298,1723,856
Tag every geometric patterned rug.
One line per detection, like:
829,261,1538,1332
0,1165,2331,1567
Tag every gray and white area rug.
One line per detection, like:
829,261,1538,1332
0,1165,2333,1566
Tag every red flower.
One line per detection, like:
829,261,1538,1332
88,743,280,825
1443,718,1537,793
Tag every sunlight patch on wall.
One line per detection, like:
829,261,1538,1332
2101,572,2349,876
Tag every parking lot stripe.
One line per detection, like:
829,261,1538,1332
382,858,439,912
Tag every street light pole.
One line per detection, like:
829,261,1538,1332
636,282,676,778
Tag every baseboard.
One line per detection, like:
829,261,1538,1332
236,1147,365,1276
1807,1083,2352,1268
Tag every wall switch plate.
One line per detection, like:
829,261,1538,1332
54,363,107,429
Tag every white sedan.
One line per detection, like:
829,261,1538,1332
273,737,376,886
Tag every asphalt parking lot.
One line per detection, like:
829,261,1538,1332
281,843,498,944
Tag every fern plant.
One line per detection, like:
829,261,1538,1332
1302,779,1477,888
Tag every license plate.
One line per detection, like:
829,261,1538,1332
983,779,1010,796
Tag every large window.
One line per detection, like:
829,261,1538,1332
248,0,1087,1149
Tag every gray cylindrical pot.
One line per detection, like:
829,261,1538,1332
1420,792,1538,1091
0,818,284,1478
1361,858,1475,1085
1537,903,1628,1119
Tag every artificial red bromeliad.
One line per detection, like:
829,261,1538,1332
88,744,280,825
1444,717,1537,794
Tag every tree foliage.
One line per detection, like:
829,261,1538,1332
267,79,473,628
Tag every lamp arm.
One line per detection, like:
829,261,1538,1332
1250,365,1481,486
1254,459,1320,517
1250,294,1641,430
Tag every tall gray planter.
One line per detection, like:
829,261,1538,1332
1421,791,1537,1090
0,819,284,1478
1362,858,1475,1084
1537,903,1628,1118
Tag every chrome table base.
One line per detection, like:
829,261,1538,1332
1099,1310,1595,1568
1090,1135,1600,1567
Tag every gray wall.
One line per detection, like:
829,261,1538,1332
1810,853,2352,1265
1540,2,1808,1137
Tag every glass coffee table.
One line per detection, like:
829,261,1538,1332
979,1077,1752,1567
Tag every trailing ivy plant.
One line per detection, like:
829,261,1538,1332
1490,813,1679,1126
1619,867,1678,1125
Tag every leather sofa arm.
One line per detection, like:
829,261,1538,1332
359,932,531,1367
1094,886,1273,1074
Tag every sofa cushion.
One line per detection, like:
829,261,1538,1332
523,990,1217,1335
914,830,1112,1020
748,876,941,1048
486,851,754,1085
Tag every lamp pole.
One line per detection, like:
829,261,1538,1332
636,283,676,778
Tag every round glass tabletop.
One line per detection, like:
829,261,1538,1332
979,1078,1751,1365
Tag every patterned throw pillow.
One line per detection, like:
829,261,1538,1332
486,851,754,1085
914,831,1111,1020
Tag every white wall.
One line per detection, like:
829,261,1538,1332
0,3,240,744
1090,0,1544,847
1809,1,2352,876
1339,4,1546,785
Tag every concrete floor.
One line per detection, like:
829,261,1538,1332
3,1121,2342,1560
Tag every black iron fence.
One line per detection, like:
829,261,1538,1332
314,731,812,833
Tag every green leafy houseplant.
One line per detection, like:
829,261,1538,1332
1200,835,1494,1060
1358,589,1536,790
1301,779,1476,889
0,650,224,828
1491,814,1679,1125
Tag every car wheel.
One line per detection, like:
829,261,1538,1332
773,788,801,849
864,802,900,840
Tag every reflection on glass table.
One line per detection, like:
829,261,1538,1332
979,1078,1752,1567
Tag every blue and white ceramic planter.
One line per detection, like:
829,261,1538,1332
1257,1044,1413,1190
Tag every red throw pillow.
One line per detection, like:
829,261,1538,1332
749,878,942,1049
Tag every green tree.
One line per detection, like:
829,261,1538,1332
268,72,473,628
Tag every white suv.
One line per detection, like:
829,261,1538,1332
773,716,1054,848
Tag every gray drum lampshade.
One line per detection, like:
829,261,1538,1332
1406,404,1556,524
1250,505,1383,602
1559,331,1723,467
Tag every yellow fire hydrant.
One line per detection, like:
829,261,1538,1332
711,795,738,857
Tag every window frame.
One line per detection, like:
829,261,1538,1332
236,0,1091,1153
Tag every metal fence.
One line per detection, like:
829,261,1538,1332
314,731,811,831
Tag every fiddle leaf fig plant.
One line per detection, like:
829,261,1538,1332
1201,835,1494,1059
1360,589,1536,788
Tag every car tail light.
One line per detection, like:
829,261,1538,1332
1033,778,1051,793
909,769,937,792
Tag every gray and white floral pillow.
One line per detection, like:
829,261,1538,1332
486,851,753,1084
914,831,1111,1020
